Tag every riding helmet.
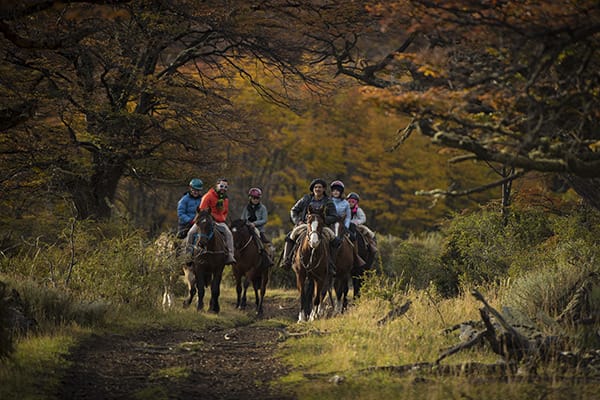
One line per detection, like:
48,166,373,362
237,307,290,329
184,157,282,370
248,187,262,197
346,192,360,202
309,178,327,192
330,180,345,194
189,178,203,190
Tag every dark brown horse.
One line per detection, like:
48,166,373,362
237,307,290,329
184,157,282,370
230,219,271,316
292,206,331,322
331,222,354,314
351,228,377,299
183,209,227,313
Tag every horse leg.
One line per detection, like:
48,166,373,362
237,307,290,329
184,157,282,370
162,284,173,311
334,282,343,315
182,265,196,308
196,272,206,312
235,276,243,309
343,281,349,312
208,271,222,314
241,277,249,309
309,279,322,322
299,278,313,323
256,271,268,316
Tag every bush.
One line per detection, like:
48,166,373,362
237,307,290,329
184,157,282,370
439,206,555,295
375,232,456,295
1,219,164,309
0,281,15,360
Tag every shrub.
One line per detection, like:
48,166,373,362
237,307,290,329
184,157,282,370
375,232,455,295
440,206,555,295
1,219,163,309
0,281,15,360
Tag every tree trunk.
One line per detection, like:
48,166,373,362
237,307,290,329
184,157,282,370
564,175,600,211
69,158,126,220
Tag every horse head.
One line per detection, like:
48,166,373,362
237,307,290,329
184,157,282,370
195,209,215,249
306,206,325,249
230,219,252,250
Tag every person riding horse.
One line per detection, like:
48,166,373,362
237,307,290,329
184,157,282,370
281,178,339,274
330,180,366,269
347,192,378,254
177,178,203,239
185,178,236,265
240,187,274,269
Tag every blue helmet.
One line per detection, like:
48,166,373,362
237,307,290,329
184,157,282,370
189,178,203,190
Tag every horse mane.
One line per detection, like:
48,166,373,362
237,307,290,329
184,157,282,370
197,208,212,219
230,219,248,230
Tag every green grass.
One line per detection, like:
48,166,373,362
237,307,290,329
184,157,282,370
274,287,600,399
0,325,86,400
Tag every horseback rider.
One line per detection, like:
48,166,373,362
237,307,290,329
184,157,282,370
186,178,236,265
241,187,274,267
177,178,203,239
330,181,366,269
347,192,378,254
280,178,339,273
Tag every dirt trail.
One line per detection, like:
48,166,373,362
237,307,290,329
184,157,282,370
58,298,299,400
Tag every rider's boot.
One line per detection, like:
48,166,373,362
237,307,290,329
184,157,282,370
353,241,367,269
281,236,295,270
368,237,378,254
329,236,342,277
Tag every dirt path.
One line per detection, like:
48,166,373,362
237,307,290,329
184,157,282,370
57,298,299,400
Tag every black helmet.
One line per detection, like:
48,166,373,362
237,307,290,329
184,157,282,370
309,178,327,192
346,192,360,202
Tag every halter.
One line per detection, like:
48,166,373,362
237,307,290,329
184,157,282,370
236,224,254,252
198,216,215,243
301,212,327,274
195,211,225,256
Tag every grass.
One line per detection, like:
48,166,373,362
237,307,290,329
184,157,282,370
0,324,86,400
275,286,600,399
0,284,283,400
2,276,599,399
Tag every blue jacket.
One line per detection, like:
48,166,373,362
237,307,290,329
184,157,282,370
177,192,201,231
332,197,351,229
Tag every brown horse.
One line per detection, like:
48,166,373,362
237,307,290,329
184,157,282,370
292,206,331,322
230,219,271,316
183,209,227,313
351,228,377,299
331,222,354,314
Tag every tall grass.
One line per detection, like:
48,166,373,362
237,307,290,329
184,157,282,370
2,204,600,399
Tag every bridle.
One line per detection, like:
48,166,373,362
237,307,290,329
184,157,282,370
196,211,215,247
233,222,253,252
301,212,327,273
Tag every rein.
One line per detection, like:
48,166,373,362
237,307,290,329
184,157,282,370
300,245,326,273
196,216,226,255
235,225,254,252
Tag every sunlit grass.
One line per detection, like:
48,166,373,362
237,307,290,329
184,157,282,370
275,285,600,398
0,324,88,400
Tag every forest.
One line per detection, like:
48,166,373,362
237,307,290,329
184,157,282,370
1,1,600,399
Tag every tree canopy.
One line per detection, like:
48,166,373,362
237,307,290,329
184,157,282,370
328,1,600,206
0,0,369,219
2,0,597,241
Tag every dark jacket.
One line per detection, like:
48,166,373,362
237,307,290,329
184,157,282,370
290,194,338,226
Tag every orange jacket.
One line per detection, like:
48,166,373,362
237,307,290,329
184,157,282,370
198,188,229,223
